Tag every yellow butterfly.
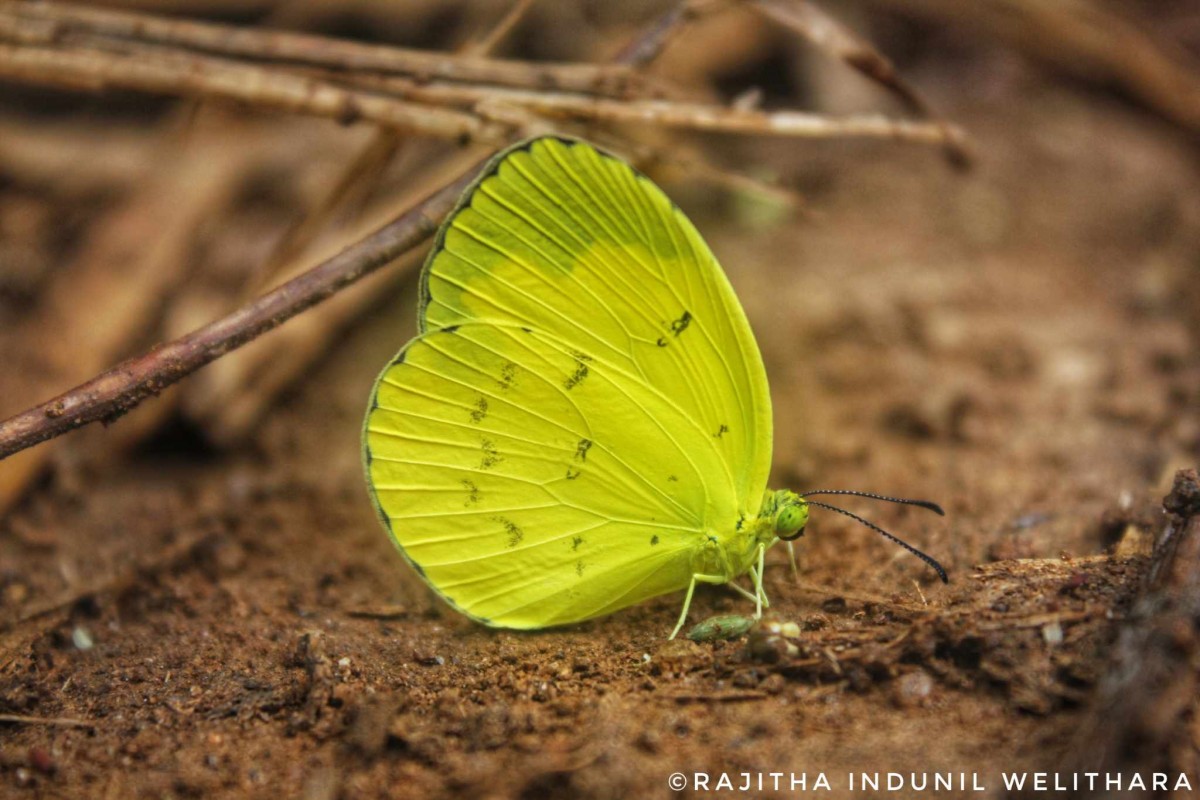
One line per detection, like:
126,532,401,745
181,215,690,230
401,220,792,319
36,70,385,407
363,137,945,638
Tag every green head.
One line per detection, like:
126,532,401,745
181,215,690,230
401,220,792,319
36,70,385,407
773,498,809,540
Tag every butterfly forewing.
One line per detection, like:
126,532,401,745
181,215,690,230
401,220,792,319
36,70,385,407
420,138,772,507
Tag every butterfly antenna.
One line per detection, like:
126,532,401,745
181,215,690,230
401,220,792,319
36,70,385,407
806,500,948,583
799,490,945,516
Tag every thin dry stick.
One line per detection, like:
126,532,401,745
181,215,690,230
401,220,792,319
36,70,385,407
325,71,965,147
753,0,934,115
0,713,95,729
750,0,970,165
0,166,478,461
611,0,703,67
459,86,967,146
467,0,536,56
7,0,637,95
0,40,508,143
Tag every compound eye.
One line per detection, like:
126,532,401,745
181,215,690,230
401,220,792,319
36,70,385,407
778,525,806,542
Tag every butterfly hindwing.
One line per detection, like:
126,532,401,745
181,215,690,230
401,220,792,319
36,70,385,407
365,323,734,627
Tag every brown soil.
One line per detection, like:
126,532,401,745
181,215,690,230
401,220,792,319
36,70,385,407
3,51,1200,800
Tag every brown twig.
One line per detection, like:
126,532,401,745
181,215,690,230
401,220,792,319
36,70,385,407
0,39,508,143
0,164,478,461
753,0,933,115
750,0,971,165
611,0,704,68
465,0,536,57
6,0,638,95
0,713,95,729
369,78,968,147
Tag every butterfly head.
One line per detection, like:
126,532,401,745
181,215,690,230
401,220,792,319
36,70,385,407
773,499,809,541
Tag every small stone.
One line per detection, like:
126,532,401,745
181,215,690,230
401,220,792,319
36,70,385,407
892,669,934,708
72,627,94,651
759,673,787,695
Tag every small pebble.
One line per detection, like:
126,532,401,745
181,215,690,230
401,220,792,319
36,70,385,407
72,627,94,651
892,670,934,708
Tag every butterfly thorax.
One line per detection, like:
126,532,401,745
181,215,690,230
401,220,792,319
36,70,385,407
691,489,809,581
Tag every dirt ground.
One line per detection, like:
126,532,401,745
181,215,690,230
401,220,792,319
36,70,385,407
2,9,1200,800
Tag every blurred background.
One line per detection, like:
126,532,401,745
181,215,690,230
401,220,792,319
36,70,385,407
0,1,1198,797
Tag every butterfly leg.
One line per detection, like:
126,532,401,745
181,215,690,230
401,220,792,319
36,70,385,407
670,573,728,640
786,540,799,581
726,582,759,604
750,542,770,617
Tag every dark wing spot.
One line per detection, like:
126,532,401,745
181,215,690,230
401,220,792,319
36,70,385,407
575,560,585,577
571,536,584,551
714,424,729,438
574,439,592,462
498,361,518,391
521,327,532,334
670,310,692,336
443,325,461,334
480,438,502,470
650,535,660,546
565,467,581,480
470,396,488,424
668,475,678,483
411,560,426,578
656,311,693,348
364,448,373,466
564,362,588,390
563,351,593,391
494,517,523,547
461,479,480,506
